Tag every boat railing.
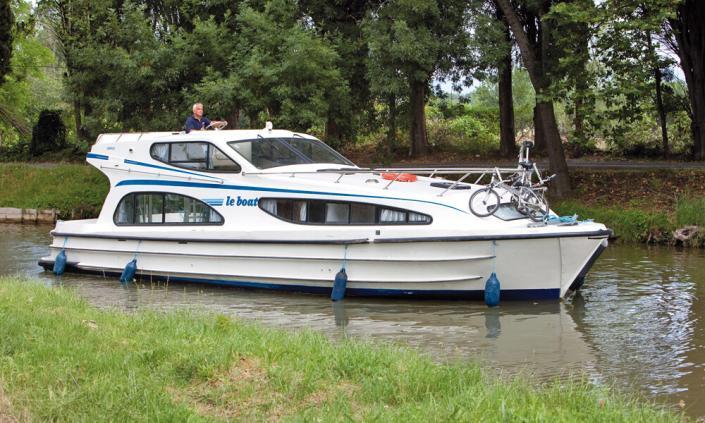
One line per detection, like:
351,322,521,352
242,166,523,196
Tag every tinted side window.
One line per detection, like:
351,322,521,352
150,142,241,173
114,193,223,225
170,142,207,169
259,198,431,225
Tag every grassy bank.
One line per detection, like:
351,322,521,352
0,163,108,219
0,277,681,421
554,169,705,246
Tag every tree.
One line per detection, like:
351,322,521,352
0,0,12,83
493,0,572,197
594,0,678,159
299,0,379,145
496,9,515,157
222,0,348,132
364,0,471,157
468,0,516,158
669,0,705,160
545,0,596,155
1,0,57,146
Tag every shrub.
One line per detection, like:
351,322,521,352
427,107,499,156
30,110,67,157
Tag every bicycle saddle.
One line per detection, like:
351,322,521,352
519,161,533,170
522,140,534,149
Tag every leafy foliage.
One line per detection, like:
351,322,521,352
0,0,11,82
0,0,702,167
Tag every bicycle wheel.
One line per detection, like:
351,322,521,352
511,194,529,215
521,189,549,222
469,188,501,217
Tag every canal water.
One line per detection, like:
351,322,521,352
1,223,704,418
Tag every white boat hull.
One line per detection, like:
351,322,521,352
40,230,608,300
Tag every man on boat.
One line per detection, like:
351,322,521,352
184,103,227,132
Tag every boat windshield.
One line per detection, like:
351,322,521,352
227,137,355,169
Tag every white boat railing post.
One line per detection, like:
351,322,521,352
438,172,473,197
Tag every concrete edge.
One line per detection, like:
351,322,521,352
0,207,57,224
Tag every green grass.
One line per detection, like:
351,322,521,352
675,196,705,227
554,195,705,245
0,163,109,218
0,277,682,422
553,200,672,243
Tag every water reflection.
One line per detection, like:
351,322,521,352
565,245,705,416
2,223,705,418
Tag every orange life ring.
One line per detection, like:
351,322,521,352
381,172,417,182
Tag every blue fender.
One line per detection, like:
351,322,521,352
331,268,348,301
53,250,67,276
484,272,500,307
120,259,137,283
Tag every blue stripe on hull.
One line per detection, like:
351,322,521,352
38,260,561,300
87,153,109,160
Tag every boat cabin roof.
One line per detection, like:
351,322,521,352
94,129,317,145
90,128,355,173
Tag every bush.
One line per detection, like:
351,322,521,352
30,110,67,157
427,105,499,156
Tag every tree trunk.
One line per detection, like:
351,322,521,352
493,0,571,196
572,58,588,156
654,65,669,159
647,30,669,159
498,12,515,158
248,113,259,128
385,95,397,157
573,96,585,145
73,99,85,142
536,101,571,197
670,1,705,160
227,108,240,130
409,79,429,157
325,117,342,147
533,105,545,152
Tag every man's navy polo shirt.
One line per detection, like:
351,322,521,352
184,115,211,132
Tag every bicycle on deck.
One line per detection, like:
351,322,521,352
469,141,554,221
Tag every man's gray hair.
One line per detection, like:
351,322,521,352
192,103,203,112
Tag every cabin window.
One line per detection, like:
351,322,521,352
136,193,164,224
114,192,223,225
259,198,431,225
150,142,241,173
227,137,354,169
170,142,207,169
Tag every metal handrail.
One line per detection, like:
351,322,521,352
241,166,520,176
240,166,525,196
